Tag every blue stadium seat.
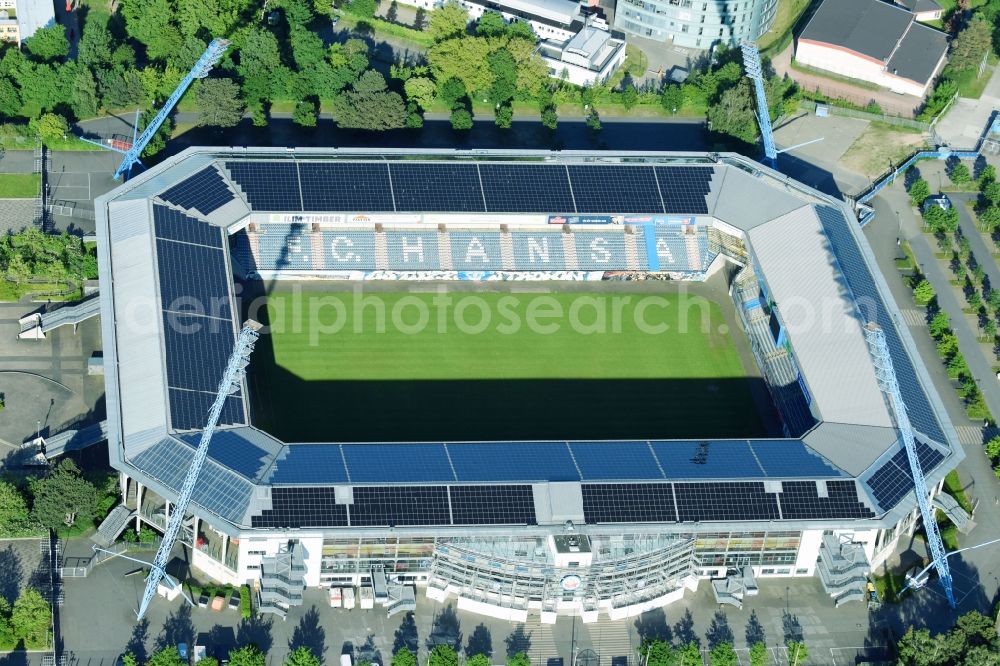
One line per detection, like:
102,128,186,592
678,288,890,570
319,231,377,269
510,231,566,270
573,230,629,270
650,226,692,271
385,230,441,270
449,231,504,270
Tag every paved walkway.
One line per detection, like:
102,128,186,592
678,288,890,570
771,45,922,117
935,65,1000,148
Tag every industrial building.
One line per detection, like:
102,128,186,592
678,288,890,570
94,147,964,621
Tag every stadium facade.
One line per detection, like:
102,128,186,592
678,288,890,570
95,148,962,620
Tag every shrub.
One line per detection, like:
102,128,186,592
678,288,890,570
239,584,251,619
950,162,971,185
909,178,931,208
913,279,935,305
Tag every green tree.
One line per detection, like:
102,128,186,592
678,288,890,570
909,177,931,207
541,105,557,130
924,205,959,233
285,647,320,666
0,76,22,119
450,107,473,130
177,0,246,39
429,2,469,42
137,108,173,158
121,0,184,62
913,279,935,305
709,642,737,666
331,90,406,129
661,84,683,113
707,79,757,145
507,653,530,666
355,70,388,93
495,103,513,128
348,0,376,18
949,16,993,72
71,67,100,120
464,655,490,666
11,588,50,648
641,640,673,666
936,333,959,359
28,113,68,146
391,648,417,666
985,434,1000,459
24,25,70,62
236,28,289,104
950,162,971,185
748,643,768,666
292,99,318,127
148,648,187,666
428,645,459,666
477,11,508,37
982,181,1000,206
404,76,436,109
785,640,808,666
229,645,266,666
586,107,601,131
621,84,638,111
428,37,494,97
438,77,467,109
29,458,98,529
77,13,115,70
0,481,31,536
677,641,701,666
507,20,535,40
980,205,1000,230
979,164,996,186
896,627,945,666
929,310,951,338
196,78,246,127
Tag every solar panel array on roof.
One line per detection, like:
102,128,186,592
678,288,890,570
391,163,484,212
479,163,576,212
816,205,945,443
251,487,348,528
158,167,235,216
225,161,301,211
168,389,244,431
221,161,715,215
350,486,452,526
656,167,713,214
865,441,945,509
153,205,224,247
779,480,875,519
299,162,394,211
265,439,846,485
131,438,252,523
178,430,272,480
675,482,780,521
450,485,536,525
582,483,676,523
154,207,245,432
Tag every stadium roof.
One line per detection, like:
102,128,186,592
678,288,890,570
799,0,948,85
96,148,962,535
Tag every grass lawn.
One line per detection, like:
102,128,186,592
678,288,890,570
872,571,908,603
942,469,974,514
250,289,764,442
758,0,812,53
840,123,928,179
0,173,39,198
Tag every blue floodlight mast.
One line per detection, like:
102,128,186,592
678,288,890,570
740,41,777,168
113,38,230,181
136,320,262,621
864,323,956,608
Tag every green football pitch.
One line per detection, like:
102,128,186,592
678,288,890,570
249,289,767,442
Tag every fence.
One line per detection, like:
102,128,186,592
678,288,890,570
801,100,931,131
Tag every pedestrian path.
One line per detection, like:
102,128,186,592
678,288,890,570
899,308,927,327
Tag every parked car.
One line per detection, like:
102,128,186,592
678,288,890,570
923,194,952,212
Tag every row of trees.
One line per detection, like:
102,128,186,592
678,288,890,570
0,587,52,650
641,638,806,666
0,459,116,537
896,610,999,666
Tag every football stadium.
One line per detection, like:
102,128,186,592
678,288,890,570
95,148,963,620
